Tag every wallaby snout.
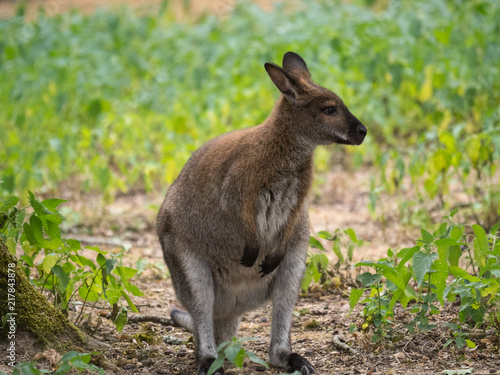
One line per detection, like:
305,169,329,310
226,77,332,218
346,113,367,146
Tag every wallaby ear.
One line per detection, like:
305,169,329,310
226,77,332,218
264,62,299,101
282,52,311,79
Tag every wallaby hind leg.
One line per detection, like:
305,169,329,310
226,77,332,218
214,317,241,346
268,226,315,374
165,249,222,375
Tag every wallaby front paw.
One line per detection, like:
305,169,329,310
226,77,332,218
259,254,280,276
198,357,224,375
288,353,316,375
239,244,259,267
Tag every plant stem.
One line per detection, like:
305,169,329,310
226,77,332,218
75,267,102,326
376,274,382,316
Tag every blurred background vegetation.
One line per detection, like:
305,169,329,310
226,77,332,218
1,0,499,229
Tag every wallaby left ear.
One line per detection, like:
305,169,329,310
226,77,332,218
265,62,299,101
282,52,311,79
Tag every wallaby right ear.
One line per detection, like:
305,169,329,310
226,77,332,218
264,62,299,101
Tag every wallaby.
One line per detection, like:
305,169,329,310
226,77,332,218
156,52,367,375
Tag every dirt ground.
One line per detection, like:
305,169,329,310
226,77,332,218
2,167,499,375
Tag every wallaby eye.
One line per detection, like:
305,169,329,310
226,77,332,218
325,106,336,115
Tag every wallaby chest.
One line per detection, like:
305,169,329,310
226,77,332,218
255,176,301,246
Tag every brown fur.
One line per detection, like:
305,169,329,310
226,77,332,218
156,52,366,375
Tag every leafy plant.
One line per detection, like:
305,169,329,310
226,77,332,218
1,0,498,228
349,210,500,343
207,337,268,375
0,193,142,331
0,351,104,375
302,228,362,292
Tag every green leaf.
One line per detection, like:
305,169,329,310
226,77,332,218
448,245,462,267
455,336,466,349
472,224,489,259
301,265,313,292
490,222,500,235
41,198,66,211
396,246,419,270
23,222,37,246
412,251,438,286
105,258,117,273
332,238,344,262
65,239,80,251
216,341,230,352
121,291,138,313
96,253,106,267
381,269,406,290
207,353,225,375
309,236,325,251
357,272,380,287
6,238,16,256
114,308,128,332
421,229,434,244
465,339,476,349
0,196,19,213
247,351,268,368
345,228,360,244
435,239,459,247
20,254,34,267
125,283,144,297
233,347,246,368
348,244,354,261
78,283,100,302
431,260,448,305
316,230,335,241
54,362,72,375
77,255,96,269
28,191,55,217
449,266,480,282
52,265,70,292
114,266,138,280
41,254,58,274
473,238,486,268
354,260,376,268
349,288,364,310
86,245,107,254
59,351,79,363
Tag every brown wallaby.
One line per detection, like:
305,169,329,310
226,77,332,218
156,52,366,375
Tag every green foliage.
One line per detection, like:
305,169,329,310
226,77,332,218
350,210,500,345
207,337,268,375
0,0,498,221
0,351,104,375
0,193,142,332
302,228,361,292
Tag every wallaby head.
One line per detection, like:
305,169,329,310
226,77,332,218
265,52,367,147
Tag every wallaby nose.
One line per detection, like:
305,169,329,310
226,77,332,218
357,125,367,138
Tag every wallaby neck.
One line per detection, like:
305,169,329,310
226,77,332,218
264,95,316,159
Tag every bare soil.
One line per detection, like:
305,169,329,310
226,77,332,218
2,167,499,375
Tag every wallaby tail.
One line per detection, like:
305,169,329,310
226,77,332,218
170,306,194,332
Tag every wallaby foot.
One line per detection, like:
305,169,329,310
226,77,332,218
287,353,316,375
239,244,259,267
198,357,224,375
259,253,283,276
